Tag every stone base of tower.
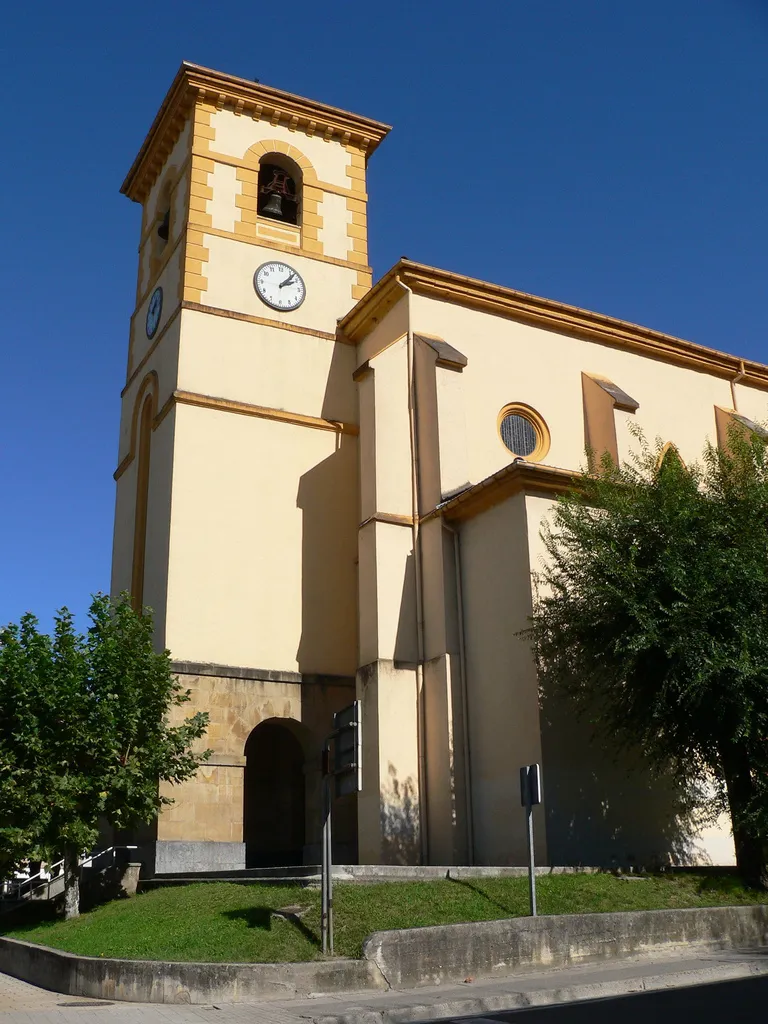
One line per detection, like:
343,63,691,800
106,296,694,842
149,661,357,871
150,840,247,875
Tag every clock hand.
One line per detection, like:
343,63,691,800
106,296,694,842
279,274,296,289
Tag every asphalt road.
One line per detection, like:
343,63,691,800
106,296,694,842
440,975,768,1023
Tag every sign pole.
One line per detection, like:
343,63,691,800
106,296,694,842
321,700,362,956
526,795,536,917
520,764,542,918
326,777,334,955
321,746,330,954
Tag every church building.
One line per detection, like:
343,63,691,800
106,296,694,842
112,62,760,873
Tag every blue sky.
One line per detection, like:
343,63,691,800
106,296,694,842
1,0,766,629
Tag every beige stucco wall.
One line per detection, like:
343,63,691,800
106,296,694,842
357,521,416,665
369,339,412,517
164,403,358,675
110,460,137,600
177,308,357,423
112,322,180,644
202,234,359,333
318,192,353,260
525,493,736,866
118,320,181,465
411,295,752,484
459,492,547,866
436,365,470,497
356,297,408,366
130,248,183,372
357,659,421,864
209,109,352,187
141,409,175,645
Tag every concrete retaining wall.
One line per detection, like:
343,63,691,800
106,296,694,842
363,904,768,989
1,904,767,1003
0,937,383,1003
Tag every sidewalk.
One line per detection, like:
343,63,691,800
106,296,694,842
2,947,768,1024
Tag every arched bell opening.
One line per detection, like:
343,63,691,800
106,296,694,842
243,718,307,868
257,153,302,226
148,175,174,279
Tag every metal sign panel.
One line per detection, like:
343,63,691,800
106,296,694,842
520,763,542,807
332,700,362,794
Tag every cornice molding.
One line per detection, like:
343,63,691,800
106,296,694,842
180,301,340,342
172,390,359,436
122,62,391,205
423,462,579,524
115,389,358,479
340,260,768,389
359,511,414,529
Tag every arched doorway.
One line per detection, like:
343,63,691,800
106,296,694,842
244,719,306,867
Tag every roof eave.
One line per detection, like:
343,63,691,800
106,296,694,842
121,61,392,204
339,259,768,388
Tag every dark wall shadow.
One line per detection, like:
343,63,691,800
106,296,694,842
296,434,358,678
540,687,708,869
394,552,418,665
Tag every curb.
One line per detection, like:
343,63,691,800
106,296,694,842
1,904,767,1005
309,961,768,1024
0,936,383,1004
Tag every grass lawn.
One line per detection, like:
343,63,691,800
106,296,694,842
3,873,767,963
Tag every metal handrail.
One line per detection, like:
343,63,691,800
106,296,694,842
0,846,138,901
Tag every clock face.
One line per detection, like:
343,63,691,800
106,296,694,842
146,287,163,339
253,262,306,311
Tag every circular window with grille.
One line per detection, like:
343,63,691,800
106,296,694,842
497,404,550,462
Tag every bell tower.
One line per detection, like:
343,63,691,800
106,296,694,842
111,63,389,872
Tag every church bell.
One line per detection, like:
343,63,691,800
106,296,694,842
261,192,284,219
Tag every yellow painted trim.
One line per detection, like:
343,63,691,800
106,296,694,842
130,391,155,611
359,512,414,529
255,221,302,244
114,371,159,480
497,403,551,463
173,390,358,435
242,138,318,182
341,259,768,389
196,222,370,274
423,463,578,524
115,383,356,479
180,300,342,342
656,441,686,469
121,62,389,205
154,391,176,429
192,148,367,201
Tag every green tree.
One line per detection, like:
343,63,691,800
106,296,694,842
529,429,768,888
0,594,210,917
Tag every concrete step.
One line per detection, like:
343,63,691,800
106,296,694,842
145,864,605,888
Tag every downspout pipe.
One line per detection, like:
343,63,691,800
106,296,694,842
731,359,746,412
396,276,429,865
443,520,474,865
